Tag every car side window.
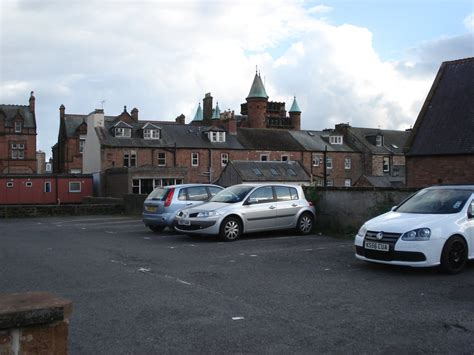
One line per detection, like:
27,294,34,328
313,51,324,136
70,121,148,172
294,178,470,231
208,186,222,197
290,187,299,200
275,186,292,201
248,186,274,204
178,188,187,201
187,186,210,201
469,200,474,217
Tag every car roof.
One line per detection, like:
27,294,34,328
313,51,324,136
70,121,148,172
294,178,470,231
425,185,474,191
157,183,222,189
231,183,302,188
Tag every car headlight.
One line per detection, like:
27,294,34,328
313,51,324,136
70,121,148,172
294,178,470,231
196,211,220,218
357,225,367,237
401,228,431,241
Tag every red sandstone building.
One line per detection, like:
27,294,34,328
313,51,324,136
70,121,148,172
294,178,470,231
405,57,474,187
0,92,37,174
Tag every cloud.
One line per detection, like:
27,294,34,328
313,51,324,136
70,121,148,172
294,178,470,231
0,0,472,157
464,13,474,31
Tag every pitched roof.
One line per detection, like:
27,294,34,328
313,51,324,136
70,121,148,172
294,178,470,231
347,127,410,155
405,57,474,156
192,103,203,122
226,160,310,182
0,105,36,128
236,128,305,151
247,73,269,99
289,97,301,113
289,130,355,152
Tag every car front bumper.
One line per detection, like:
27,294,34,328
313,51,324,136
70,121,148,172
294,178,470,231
174,216,221,235
354,234,444,267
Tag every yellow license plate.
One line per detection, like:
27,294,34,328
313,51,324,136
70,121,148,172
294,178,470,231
145,206,157,212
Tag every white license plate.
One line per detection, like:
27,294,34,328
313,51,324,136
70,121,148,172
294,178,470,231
365,241,389,252
178,219,191,226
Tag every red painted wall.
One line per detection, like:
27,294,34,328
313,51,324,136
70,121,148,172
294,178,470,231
0,175,93,205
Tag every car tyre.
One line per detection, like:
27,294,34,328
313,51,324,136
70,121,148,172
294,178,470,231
219,217,242,242
149,225,164,233
296,212,314,235
440,236,468,274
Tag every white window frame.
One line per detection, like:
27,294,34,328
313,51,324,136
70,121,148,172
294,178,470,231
326,179,334,187
15,122,22,133
260,154,269,162
69,181,81,193
344,179,352,187
26,181,33,188
6,182,14,188
221,153,229,167
344,157,351,170
383,156,390,172
11,143,25,160
326,157,333,169
191,152,199,167
376,135,383,147
79,138,86,153
115,127,131,138
218,131,225,142
157,152,166,166
44,181,52,193
144,129,160,140
312,154,322,167
330,136,343,145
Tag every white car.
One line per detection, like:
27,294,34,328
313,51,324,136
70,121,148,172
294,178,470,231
355,185,474,274
174,184,316,242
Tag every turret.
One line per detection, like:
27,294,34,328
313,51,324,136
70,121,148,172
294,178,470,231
289,96,302,130
246,73,268,129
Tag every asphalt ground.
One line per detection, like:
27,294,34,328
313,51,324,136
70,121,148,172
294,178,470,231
1,215,473,354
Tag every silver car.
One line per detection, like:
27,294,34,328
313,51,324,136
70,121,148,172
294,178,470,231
174,184,316,241
142,184,223,232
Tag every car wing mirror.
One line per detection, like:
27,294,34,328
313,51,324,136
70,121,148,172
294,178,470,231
391,205,397,211
245,197,258,205
468,202,474,219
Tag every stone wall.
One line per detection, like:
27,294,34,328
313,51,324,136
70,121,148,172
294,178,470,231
305,186,419,233
123,194,147,215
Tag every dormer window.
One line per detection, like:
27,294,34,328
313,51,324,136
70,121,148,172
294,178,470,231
115,127,131,138
15,122,22,133
330,135,343,145
208,131,226,142
144,129,160,139
376,135,383,146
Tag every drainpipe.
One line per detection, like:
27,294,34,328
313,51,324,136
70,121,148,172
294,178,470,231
208,148,212,183
323,145,327,187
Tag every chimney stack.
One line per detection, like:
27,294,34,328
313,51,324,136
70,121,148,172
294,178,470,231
59,104,65,119
203,93,213,123
175,114,185,125
29,91,35,112
228,110,237,135
131,107,139,121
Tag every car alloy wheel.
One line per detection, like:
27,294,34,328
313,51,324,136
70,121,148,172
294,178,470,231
441,236,468,274
220,217,241,242
297,213,313,235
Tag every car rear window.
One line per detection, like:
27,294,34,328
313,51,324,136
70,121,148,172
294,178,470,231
146,187,169,201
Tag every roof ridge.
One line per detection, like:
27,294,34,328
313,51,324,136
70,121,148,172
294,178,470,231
442,57,474,66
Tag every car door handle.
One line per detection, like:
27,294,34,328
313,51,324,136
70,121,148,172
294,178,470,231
186,203,193,206
269,205,276,209
291,204,298,207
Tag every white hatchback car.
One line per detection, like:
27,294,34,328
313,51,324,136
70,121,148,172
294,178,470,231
174,184,315,242
354,185,474,274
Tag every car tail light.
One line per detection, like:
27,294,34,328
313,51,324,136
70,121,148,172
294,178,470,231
164,188,175,207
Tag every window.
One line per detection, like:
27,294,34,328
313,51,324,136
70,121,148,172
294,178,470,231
260,154,269,162
187,186,209,201
115,127,131,138
133,178,183,194
15,122,22,133
26,181,33,188
70,169,82,174
6,182,13,188
287,168,297,176
376,135,383,147
252,168,263,176
326,179,334,187
208,131,226,142
248,186,274,204
281,155,289,162
208,186,222,197
275,186,297,201
69,181,81,193
270,168,280,176
345,179,352,187
344,157,351,170
218,132,225,142
157,152,166,166
79,138,85,153
191,153,199,166
221,153,229,167
326,157,333,169
44,181,51,193
383,157,390,172
330,135,343,144
312,154,322,167
144,129,160,139
132,179,140,194
124,152,137,167
11,143,25,160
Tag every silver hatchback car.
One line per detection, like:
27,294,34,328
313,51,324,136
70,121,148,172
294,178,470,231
174,184,316,241
142,184,223,232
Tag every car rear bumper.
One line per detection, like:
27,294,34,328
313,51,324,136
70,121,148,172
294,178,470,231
142,212,175,227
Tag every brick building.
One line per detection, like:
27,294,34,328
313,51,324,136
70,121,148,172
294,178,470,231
405,57,474,187
0,92,37,174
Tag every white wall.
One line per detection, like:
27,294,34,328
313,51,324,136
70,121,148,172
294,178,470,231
83,110,104,174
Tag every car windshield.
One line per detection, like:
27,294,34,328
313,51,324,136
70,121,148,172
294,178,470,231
210,185,254,203
146,187,169,201
395,188,472,214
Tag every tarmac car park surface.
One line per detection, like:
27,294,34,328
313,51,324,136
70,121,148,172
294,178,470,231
1,216,473,354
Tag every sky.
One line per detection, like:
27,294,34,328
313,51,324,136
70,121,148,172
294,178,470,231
1,0,473,158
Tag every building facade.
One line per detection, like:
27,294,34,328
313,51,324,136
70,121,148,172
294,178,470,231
0,92,37,174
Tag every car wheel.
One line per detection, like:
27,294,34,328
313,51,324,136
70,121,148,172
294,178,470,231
219,217,242,242
440,236,468,274
296,212,314,235
149,225,164,233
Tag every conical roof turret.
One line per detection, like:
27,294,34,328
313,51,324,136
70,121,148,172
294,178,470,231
192,103,203,121
246,73,269,100
212,102,221,120
289,96,301,113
